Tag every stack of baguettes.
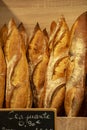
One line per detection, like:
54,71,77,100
0,11,87,117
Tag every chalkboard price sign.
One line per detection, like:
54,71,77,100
0,109,56,130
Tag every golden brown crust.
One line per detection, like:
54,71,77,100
18,23,29,51
0,25,7,108
50,21,57,35
4,19,32,108
28,23,49,107
0,24,8,48
65,12,87,116
43,17,70,113
50,87,65,112
0,46,6,107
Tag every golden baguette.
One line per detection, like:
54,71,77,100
0,25,7,107
43,17,70,113
0,46,6,107
64,12,87,116
28,23,49,107
4,19,32,108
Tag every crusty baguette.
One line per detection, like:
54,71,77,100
4,19,32,108
0,46,6,107
0,24,7,108
28,23,49,107
64,12,87,116
43,17,70,113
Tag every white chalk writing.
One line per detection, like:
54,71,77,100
8,111,51,128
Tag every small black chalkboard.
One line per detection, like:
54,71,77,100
0,109,56,130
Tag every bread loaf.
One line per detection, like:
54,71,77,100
64,12,87,116
28,23,49,107
4,19,32,108
43,17,70,113
0,25,7,107
0,46,6,107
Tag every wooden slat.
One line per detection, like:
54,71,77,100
56,117,87,130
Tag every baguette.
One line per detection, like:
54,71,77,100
0,46,6,107
4,19,32,108
28,23,49,107
64,12,87,116
0,25,7,107
43,17,70,113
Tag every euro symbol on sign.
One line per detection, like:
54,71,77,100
36,120,40,124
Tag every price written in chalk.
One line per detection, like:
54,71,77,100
0,110,55,130
8,111,50,127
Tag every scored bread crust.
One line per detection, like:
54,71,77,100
43,17,70,113
4,19,32,108
64,12,87,116
28,24,49,107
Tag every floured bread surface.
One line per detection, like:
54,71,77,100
65,12,87,116
43,17,70,113
4,19,32,108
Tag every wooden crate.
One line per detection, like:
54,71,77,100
0,0,87,130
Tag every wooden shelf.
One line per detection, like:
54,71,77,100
56,117,87,130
